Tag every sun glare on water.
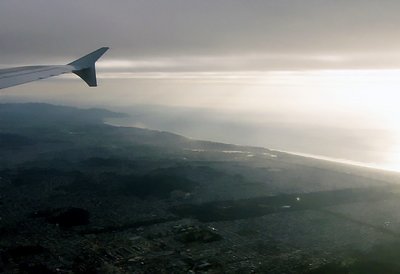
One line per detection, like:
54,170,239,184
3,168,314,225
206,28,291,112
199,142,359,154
212,69,400,172
99,68,400,171
281,69,400,171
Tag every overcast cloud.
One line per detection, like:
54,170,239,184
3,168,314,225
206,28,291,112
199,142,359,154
2,0,400,70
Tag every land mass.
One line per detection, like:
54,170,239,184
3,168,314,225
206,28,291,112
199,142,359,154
1,103,400,273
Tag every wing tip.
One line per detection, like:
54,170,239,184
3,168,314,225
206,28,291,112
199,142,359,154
69,47,110,87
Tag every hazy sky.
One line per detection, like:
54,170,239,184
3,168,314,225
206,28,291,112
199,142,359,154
3,1,400,169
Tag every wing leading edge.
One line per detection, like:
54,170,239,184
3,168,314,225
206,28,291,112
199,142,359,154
0,47,109,90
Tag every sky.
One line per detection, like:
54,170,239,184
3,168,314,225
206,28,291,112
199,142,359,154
2,0,400,68
2,1,400,170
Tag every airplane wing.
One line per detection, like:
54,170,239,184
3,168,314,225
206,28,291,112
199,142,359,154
0,47,109,90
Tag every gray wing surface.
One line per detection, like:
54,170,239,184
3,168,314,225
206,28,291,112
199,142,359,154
0,47,109,90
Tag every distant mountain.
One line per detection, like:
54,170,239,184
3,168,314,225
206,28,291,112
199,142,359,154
0,103,269,155
0,103,126,127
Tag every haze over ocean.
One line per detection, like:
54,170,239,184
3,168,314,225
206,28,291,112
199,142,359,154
3,69,400,171
109,69,400,172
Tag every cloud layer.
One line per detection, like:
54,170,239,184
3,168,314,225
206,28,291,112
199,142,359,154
2,0,400,70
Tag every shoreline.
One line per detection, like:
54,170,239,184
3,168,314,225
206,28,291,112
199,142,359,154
270,149,400,173
105,119,400,174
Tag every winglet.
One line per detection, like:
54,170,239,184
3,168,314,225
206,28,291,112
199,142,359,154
68,47,109,87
